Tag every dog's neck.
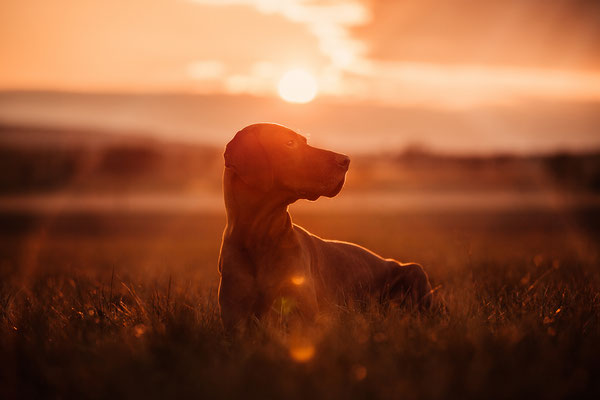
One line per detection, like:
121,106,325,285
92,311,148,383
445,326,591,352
223,168,296,250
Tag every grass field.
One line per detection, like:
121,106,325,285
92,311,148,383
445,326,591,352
1,208,599,399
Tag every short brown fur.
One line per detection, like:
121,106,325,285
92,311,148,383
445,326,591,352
218,123,432,331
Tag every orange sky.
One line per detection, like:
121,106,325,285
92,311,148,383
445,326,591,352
1,0,599,152
2,0,600,103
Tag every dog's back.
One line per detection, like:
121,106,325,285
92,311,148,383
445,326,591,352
294,224,431,308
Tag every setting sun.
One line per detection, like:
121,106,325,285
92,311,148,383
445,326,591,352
278,69,318,103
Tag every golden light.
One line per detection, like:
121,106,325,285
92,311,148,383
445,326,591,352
291,275,305,286
278,69,318,103
289,343,315,362
352,364,367,381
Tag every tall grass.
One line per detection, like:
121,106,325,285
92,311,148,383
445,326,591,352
1,211,599,399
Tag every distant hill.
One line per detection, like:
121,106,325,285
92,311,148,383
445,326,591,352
0,124,222,194
0,124,598,195
2,90,600,154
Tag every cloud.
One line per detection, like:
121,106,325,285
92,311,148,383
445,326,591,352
187,0,372,98
187,60,226,80
355,0,600,70
351,61,600,108
224,61,280,95
190,0,370,70
188,0,600,107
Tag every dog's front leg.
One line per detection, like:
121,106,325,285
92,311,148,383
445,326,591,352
218,271,257,334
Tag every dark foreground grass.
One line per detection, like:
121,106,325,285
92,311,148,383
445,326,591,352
1,210,599,399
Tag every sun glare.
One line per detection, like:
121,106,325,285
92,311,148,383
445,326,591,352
289,343,315,362
278,69,318,103
291,275,305,285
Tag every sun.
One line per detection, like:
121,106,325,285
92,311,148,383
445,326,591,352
278,69,318,103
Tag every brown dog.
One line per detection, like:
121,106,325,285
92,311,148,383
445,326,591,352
218,123,432,331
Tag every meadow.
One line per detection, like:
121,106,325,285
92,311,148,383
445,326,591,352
1,207,599,399
1,124,599,399
2,1,599,396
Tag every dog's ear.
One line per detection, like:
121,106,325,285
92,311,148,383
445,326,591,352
224,128,273,192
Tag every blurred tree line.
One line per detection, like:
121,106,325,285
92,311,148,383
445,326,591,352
0,125,598,194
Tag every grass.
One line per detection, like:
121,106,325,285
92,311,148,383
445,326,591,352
1,210,599,399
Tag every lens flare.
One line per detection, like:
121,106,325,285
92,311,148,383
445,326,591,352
291,275,305,285
289,343,315,362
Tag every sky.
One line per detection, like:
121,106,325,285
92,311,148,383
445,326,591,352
1,0,599,152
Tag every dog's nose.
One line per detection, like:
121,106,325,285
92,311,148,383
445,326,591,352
335,154,350,169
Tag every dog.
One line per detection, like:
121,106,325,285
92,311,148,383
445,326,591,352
218,123,432,332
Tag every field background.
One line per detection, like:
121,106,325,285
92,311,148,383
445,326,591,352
1,124,599,399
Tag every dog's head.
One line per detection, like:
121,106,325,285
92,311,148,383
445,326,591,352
224,123,350,201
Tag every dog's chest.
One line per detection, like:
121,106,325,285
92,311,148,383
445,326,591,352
254,247,311,291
